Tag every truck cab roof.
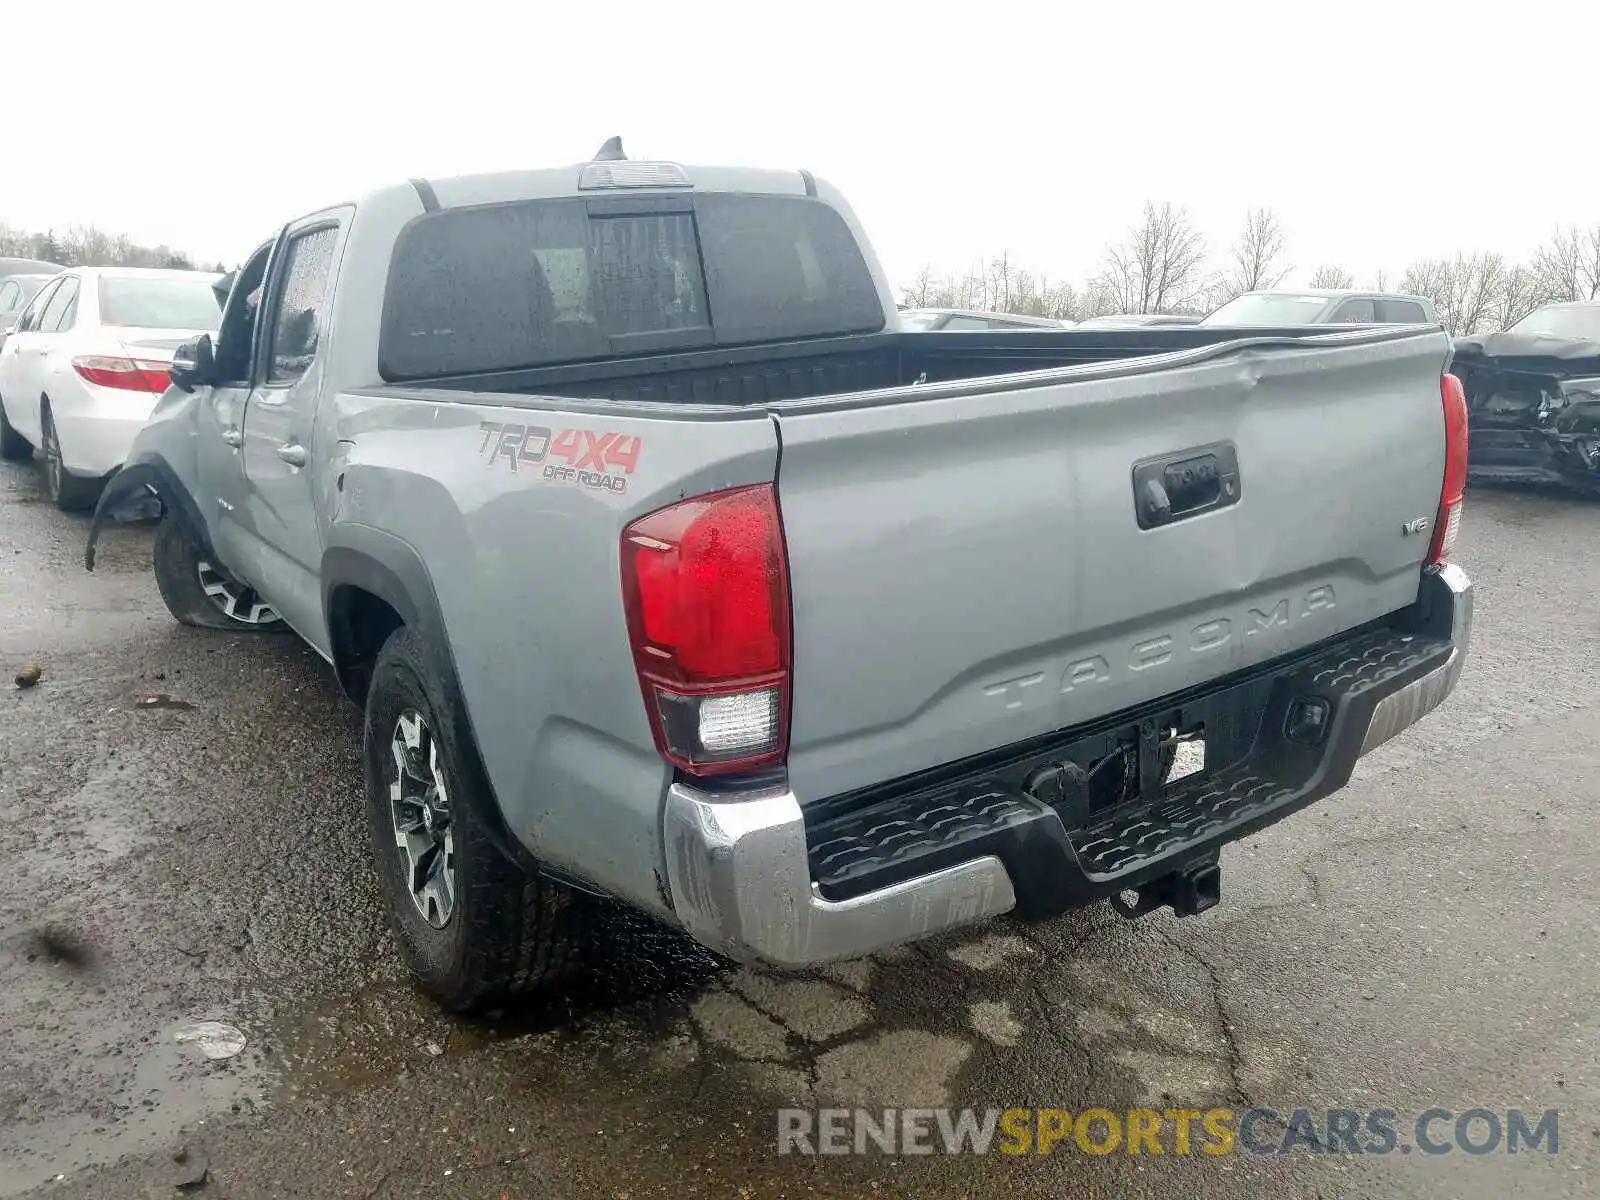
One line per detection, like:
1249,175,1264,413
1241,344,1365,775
366,156,816,216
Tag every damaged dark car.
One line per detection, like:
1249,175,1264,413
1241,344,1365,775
1450,301,1600,492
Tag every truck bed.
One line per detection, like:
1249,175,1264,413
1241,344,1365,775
388,325,1412,408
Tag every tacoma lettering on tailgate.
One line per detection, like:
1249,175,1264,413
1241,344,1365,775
981,585,1337,712
477,422,642,494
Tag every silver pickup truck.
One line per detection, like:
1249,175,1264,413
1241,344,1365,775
86,143,1474,1013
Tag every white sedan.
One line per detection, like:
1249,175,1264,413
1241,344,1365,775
0,266,222,510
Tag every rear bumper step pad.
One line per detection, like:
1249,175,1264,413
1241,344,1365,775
806,578,1468,918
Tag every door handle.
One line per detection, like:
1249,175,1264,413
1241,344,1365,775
275,442,308,468
221,427,242,447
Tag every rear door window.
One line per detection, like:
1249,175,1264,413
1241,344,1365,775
38,277,78,332
50,277,81,331
266,226,339,384
380,193,884,381
15,279,61,332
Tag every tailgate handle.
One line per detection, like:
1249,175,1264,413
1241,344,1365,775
1132,442,1241,530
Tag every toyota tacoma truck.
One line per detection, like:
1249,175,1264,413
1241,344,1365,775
85,141,1474,1013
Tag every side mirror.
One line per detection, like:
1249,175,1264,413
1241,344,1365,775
169,334,216,393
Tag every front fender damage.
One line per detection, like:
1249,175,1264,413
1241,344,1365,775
84,388,212,571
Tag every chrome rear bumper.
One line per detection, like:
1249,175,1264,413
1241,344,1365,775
663,785,1016,966
663,563,1472,967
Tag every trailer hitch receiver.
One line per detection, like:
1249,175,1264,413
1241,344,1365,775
1109,855,1222,920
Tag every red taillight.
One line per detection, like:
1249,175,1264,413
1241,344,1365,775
72,356,171,393
1427,373,1469,566
620,483,791,776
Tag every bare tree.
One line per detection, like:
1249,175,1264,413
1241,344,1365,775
0,220,201,269
894,213,1594,332
1093,202,1208,314
1531,224,1600,303
1219,208,1290,301
1308,264,1355,289
1075,283,1122,320
899,257,1090,321
1400,259,1450,321
954,258,988,310
61,224,113,267
1400,252,1507,335
1010,268,1042,317
1450,252,1507,335
1494,264,1545,329
1036,276,1079,321
988,251,1015,314
901,265,938,309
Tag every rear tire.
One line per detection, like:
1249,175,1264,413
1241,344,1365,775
363,625,590,1013
152,516,285,631
0,397,30,461
39,406,103,512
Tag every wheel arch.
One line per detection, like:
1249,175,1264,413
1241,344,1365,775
85,454,213,571
322,525,542,876
321,528,435,705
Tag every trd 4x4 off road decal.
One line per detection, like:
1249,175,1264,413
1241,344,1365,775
477,422,642,494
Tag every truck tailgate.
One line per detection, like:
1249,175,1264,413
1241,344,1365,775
772,329,1452,803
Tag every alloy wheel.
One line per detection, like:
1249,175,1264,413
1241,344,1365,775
195,560,279,624
388,709,457,929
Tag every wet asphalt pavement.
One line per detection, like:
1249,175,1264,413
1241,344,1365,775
2,456,1597,1200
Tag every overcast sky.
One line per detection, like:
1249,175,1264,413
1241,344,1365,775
5,1,1597,291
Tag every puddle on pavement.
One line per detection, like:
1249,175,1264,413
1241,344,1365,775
0,1008,274,1197
265,899,731,1104
133,693,196,712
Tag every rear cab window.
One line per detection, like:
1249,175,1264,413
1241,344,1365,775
1329,298,1378,324
1381,299,1427,323
379,193,885,381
